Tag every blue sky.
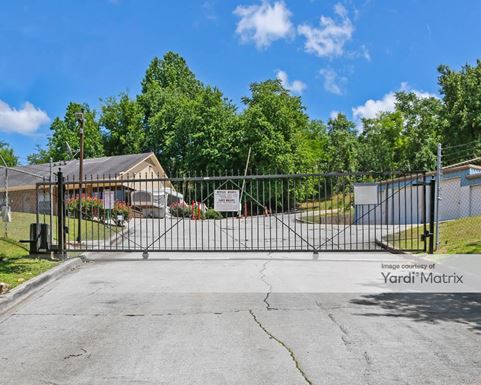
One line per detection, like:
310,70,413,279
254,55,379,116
1,0,481,163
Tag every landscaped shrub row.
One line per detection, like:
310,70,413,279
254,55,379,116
169,202,222,220
66,197,131,222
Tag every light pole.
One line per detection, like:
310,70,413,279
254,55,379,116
75,109,85,243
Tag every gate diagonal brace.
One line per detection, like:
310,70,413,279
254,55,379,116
141,179,231,255
317,177,422,251
228,179,319,254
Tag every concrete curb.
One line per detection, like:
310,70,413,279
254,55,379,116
0,256,85,315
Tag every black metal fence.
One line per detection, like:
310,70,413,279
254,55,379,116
36,170,435,255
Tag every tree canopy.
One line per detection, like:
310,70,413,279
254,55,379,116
27,52,481,175
0,141,18,167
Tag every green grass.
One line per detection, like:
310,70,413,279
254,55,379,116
436,216,481,254
301,212,354,225
388,215,481,254
299,193,352,211
4,211,121,243
0,238,58,290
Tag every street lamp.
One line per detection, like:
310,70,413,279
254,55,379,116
75,109,85,243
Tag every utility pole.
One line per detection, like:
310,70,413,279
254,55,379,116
435,143,442,251
0,153,9,238
238,147,252,217
49,158,53,251
75,109,85,243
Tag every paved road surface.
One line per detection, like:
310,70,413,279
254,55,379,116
72,215,415,252
1,252,480,385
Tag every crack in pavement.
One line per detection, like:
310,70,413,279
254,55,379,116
259,260,277,311
249,310,313,385
64,348,87,360
327,312,374,382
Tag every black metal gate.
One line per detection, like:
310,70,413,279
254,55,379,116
37,171,435,255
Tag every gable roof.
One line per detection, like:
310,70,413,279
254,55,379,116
0,153,160,191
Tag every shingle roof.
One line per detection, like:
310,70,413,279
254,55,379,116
0,153,155,189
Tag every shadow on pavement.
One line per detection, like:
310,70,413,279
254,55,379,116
351,293,481,333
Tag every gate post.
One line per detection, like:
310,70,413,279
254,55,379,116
56,170,66,259
428,178,436,254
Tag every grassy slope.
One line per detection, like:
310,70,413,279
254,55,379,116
5,211,119,243
0,211,122,290
0,238,58,289
388,216,481,254
437,216,481,254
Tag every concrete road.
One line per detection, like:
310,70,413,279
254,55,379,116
98,215,414,252
1,252,480,385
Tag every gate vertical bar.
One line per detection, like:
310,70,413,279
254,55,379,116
435,143,442,251
56,170,65,258
428,177,436,254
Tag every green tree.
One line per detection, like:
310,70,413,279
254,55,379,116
438,60,481,146
358,111,404,172
303,120,329,171
395,91,443,170
139,52,239,175
139,52,202,126
46,102,104,161
238,79,314,174
0,141,18,166
100,93,145,156
27,145,51,165
326,114,359,172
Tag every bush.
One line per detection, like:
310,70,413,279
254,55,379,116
170,202,191,218
204,208,222,220
66,197,103,220
112,201,131,222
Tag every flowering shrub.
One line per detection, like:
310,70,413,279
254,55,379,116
66,197,130,224
170,201,191,218
112,200,131,222
66,197,103,220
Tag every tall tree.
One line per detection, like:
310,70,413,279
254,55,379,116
139,52,239,175
100,93,145,156
395,91,443,170
139,52,202,126
43,102,104,162
326,114,359,172
358,111,404,172
0,141,18,166
238,79,314,173
438,60,481,147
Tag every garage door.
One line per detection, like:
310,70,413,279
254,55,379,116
470,185,481,216
439,178,461,221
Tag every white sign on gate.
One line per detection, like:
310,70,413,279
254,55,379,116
214,190,239,212
103,190,115,210
354,183,378,205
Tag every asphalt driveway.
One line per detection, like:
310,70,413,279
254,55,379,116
1,252,480,385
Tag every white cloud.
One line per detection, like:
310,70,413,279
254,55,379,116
330,110,340,120
298,2,353,58
319,68,345,95
0,100,50,135
352,83,438,122
234,1,294,48
276,70,306,94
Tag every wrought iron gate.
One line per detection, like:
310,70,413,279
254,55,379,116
37,171,435,255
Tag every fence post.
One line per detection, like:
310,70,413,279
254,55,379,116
429,177,436,254
435,143,442,250
56,170,65,259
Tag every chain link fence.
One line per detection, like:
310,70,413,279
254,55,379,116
436,160,481,254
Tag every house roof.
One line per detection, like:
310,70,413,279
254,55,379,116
376,164,481,185
0,153,161,191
